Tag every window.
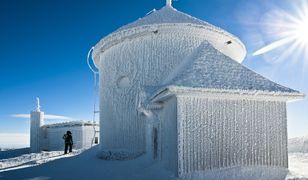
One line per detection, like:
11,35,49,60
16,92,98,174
117,76,130,89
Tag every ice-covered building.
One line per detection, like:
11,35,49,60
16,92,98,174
30,98,99,152
91,0,304,177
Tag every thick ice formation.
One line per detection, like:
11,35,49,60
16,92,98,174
163,41,300,94
117,6,219,32
91,2,304,179
92,5,246,63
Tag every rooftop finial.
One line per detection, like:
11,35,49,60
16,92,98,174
166,0,172,7
36,97,41,112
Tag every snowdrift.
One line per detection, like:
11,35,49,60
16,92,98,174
1,145,308,180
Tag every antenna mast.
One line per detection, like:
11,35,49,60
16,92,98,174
166,0,172,7
36,97,41,112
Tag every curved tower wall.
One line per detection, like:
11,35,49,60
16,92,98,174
97,27,241,156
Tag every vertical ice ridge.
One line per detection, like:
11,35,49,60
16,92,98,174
99,32,205,155
175,96,288,175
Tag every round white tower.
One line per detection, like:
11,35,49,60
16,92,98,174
92,2,246,159
30,97,44,152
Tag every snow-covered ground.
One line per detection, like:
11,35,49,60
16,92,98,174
287,153,308,179
287,136,308,179
0,148,82,172
0,145,172,180
0,136,308,180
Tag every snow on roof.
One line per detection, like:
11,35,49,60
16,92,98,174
92,4,246,63
162,41,302,95
42,121,98,128
116,5,218,32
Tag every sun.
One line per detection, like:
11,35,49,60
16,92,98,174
294,18,308,46
253,2,308,57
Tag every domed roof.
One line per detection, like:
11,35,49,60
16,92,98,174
116,4,219,32
92,2,246,63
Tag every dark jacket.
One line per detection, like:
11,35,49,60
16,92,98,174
63,133,73,144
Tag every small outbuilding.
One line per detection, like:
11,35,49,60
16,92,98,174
30,98,99,152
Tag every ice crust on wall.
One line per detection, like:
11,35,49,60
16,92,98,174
165,41,299,94
92,5,246,63
98,31,209,156
176,96,288,176
178,166,288,180
30,111,44,153
39,122,98,151
97,29,300,159
158,96,178,173
117,6,218,32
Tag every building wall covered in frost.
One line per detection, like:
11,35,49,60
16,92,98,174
158,95,178,173
176,95,288,176
44,126,83,150
39,124,99,151
92,4,303,178
30,111,44,152
98,29,214,155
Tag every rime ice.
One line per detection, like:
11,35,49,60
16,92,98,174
91,2,304,178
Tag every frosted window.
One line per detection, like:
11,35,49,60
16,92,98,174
117,76,130,88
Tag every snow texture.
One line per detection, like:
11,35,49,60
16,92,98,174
164,41,300,94
92,5,246,63
1,145,308,180
288,136,308,153
40,121,99,151
0,149,83,172
116,6,219,32
92,2,303,177
287,153,308,179
30,120,99,152
0,146,173,180
98,27,216,158
153,93,290,176
175,96,288,176
159,96,178,173
30,111,44,152
178,166,288,180
96,19,301,164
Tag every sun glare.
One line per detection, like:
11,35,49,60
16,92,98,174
294,18,308,45
253,2,308,58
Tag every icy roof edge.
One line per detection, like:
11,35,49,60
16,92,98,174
150,86,305,103
41,120,99,128
92,23,246,65
115,5,215,32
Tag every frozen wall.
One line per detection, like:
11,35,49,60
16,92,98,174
176,95,288,176
42,124,99,151
45,126,83,151
99,28,215,157
30,111,44,152
82,125,99,148
158,96,178,173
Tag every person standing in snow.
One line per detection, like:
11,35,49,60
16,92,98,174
63,131,73,154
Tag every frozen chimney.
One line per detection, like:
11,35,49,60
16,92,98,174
166,0,172,7
30,97,44,152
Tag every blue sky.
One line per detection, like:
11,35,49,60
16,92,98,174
0,0,307,139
